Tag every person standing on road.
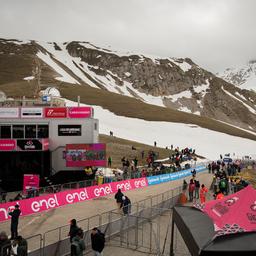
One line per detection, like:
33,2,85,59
188,179,195,202
91,228,105,256
194,180,200,200
69,219,79,243
71,228,85,256
121,196,131,215
200,184,208,204
114,189,124,211
9,204,21,240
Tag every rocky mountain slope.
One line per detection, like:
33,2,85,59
1,38,256,132
218,60,256,92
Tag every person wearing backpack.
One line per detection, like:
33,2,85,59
219,179,227,194
71,229,85,256
188,179,195,202
91,228,105,256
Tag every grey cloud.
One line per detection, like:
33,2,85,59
0,0,256,72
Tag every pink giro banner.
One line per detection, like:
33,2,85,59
202,185,256,236
0,177,148,222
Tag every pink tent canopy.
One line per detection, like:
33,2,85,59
201,185,256,236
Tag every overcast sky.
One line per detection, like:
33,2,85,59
0,0,255,72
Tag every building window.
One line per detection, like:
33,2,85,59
37,125,49,138
13,125,24,138
25,125,36,138
0,125,11,138
94,123,97,131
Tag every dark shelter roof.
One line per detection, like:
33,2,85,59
172,206,256,256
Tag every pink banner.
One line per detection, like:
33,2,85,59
0,140,16,151
0,178,148,222
202,185,256,236
68,107,92,118
23,174,40,193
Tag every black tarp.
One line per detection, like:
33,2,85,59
172,206,256,256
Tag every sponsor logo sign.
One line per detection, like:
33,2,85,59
66,143,106,167
68,107,93,118
0,108,19,118
0,139,16,151
17,139,43,151
44,108,67,118
147,165,207,186
0,177,148,222
21,108,43,118
58,125,81,136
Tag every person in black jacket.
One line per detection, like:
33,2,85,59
9,204,21,240
0,231,11,256
69,219,79,243
114,189,124,211
14,236,28,256
91,228,105,256
121,196,131,215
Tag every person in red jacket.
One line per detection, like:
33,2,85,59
200,184,208,204
188,179,195,202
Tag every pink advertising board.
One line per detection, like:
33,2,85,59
201,185,256,236
0,139,16,151
68,107,92,118
66,143,106,167
23,174,40,193
0,177,148,222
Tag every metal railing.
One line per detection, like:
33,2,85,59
1,162,207,204
26,185,183,256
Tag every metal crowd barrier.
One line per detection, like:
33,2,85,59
26,185,183,256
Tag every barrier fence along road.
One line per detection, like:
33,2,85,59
27,185,183,256
0,165,207,222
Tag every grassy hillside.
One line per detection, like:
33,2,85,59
0,82,256,141
59,84,256,141
99,134,171,168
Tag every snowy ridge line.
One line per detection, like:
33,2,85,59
222,86,256,115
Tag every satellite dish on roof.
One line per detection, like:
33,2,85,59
0,91,7,102
43,87,61,97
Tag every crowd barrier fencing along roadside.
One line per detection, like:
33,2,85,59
28,185,183,256
0,164,208,223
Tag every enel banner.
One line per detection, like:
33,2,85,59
0,177,148,222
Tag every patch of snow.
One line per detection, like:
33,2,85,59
96,55,102,58
23,76,35,81
65,98,256,160
178,106,192,113
167,90,192,102
37,42,98,88
193,79,210,97
124,72,131,77
197,100,203,109
222,86,256,115
158,74,163,80
36,50,79,84
235,92,247,101
170,59,192,72
249,126,253,130
194,111,201,115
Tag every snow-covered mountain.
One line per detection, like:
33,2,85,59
1,38,256,132
218,60,256,91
